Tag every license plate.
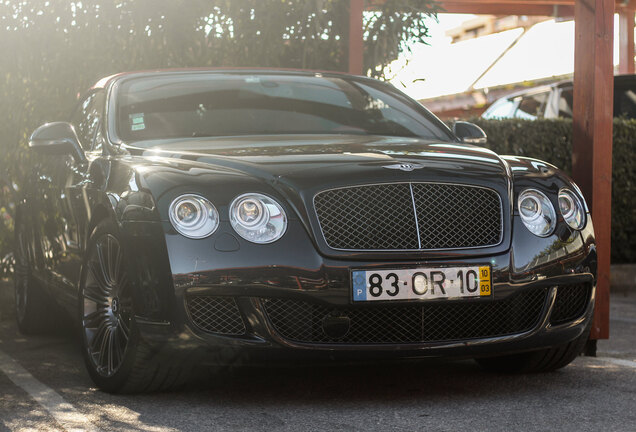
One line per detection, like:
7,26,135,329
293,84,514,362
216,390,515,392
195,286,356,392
352,265,491,302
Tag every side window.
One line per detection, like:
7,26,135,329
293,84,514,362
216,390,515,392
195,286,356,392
70,91,105,151
483,99,516,119
515,92,549,119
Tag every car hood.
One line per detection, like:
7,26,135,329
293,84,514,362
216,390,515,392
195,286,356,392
128,134,513,259
131,134,510,189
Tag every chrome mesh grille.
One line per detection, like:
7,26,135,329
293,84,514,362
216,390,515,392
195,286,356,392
550,283,592,325
313,183,419,250
314,183,502,250
187,296,246,335
412,183,501,249
262,289,547,344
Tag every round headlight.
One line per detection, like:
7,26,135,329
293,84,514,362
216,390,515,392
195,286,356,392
169,194,219,239
230,193,287,244
558,188,585,230
518,189,556,237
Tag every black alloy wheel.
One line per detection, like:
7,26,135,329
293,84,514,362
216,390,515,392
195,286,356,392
81,232,133,378
79,220,192,393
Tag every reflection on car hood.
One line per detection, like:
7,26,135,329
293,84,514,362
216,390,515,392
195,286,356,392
132,134,510,187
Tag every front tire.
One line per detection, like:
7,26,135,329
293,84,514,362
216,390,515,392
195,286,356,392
79,220,190,393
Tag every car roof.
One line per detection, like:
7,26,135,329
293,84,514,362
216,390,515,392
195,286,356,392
497,84,557,101
89,68,363,90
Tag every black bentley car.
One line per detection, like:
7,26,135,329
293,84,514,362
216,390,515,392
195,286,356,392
15,70,596,393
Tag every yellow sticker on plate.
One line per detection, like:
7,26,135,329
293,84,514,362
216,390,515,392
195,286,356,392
479,266,491,296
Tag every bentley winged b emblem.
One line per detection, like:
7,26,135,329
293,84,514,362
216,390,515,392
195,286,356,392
382,162,425,172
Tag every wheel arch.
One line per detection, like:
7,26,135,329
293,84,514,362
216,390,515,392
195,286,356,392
82,193,175,325
86,203,113,241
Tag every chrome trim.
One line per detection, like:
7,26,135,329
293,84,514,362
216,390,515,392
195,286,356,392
312,181,505,252
409,183,423,249
382,162,425,171
541,286,559,329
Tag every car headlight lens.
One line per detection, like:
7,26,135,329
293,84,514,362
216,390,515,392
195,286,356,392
518,189,556,237
558,188,585,230
169,194,219,239
230,193,287,243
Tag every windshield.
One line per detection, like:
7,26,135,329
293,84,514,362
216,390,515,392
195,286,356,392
114,73,451,144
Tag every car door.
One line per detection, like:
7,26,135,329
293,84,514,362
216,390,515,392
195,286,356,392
513,91,550,119
48,91,106,309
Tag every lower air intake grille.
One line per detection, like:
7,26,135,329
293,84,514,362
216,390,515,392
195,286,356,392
187,296,246,335
550,283,592,325
262,289,548,344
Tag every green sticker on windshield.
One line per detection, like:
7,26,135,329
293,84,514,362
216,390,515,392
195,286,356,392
129,113,145,131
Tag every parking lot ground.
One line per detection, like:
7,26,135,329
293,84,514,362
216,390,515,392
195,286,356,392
1,280,635,432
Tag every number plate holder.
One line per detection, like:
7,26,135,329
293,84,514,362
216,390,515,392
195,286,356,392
351,265,492,302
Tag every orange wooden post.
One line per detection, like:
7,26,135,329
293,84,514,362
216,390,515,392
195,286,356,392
619,10,635,74
572,0,615,341
348,0,364,75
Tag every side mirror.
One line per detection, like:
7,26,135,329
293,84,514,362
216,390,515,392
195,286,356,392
28,122,86,164
453,121,487,145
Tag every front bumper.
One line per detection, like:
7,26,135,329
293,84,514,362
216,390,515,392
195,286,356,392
136,275,594,364
127,216,596,364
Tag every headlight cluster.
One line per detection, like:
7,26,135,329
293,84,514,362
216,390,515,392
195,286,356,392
169,192,287,243
169,195,219,239
518,188,585,237
518,189,556,237
558,189,585,230
230,193,287,243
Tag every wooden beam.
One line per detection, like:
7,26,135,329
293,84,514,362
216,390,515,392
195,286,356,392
369,0,636,14
572,0,614,341
617,0,636,12
619,11,635,74
439,2,572,15
438,0,574,5
348,0,364,75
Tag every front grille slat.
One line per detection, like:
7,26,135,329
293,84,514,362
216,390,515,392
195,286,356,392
262,288,548,344
314,182,502,251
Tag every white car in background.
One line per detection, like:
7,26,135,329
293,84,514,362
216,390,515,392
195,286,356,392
482,74,636,120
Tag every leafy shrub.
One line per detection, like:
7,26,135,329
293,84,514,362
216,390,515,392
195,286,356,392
0,0,440,277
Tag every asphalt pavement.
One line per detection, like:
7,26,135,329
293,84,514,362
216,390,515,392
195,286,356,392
0,279,635,432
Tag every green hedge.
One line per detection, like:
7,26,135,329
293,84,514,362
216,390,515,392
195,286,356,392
470,118,636,264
